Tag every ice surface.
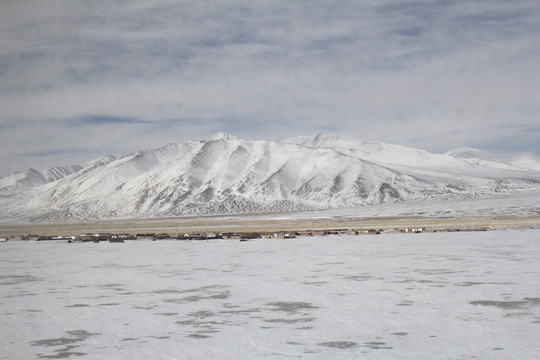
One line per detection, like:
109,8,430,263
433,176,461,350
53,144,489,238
1,230,539,359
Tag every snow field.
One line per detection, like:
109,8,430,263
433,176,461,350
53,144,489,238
1,229,539,359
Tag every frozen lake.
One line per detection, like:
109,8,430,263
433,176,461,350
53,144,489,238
1,230,539,359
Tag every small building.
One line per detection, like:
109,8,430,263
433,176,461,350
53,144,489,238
78,234,99,242
136,233,155,239
153,233,172,240
53,236,76,241
95,233,112,241
357,229,381,235
111,234,136,241
404,228,425,233
239,233,261,240
270,232,296,239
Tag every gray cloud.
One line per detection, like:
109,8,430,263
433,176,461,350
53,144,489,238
62,115,149,126
24,147,92,157
1,0,540,175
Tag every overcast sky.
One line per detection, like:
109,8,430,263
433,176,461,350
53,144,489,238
1,0,540,176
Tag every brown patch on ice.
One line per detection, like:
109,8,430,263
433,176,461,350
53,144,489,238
470,298,540,310
265,317,315,324
30,330,98,359
266,302,318,313
319,341,358,349
364,341,392,349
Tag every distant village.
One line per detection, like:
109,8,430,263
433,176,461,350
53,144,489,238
0,226,487,243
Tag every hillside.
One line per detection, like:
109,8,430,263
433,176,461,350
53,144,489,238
1,133,539,222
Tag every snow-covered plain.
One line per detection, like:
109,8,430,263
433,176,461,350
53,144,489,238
2,231,540,359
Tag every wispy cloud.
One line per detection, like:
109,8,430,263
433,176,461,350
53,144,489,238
63,115,149,126
1,0,540,175
24,147,92,157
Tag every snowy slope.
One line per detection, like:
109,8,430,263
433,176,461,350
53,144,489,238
446,147,540,171
0,155,116,196
284,133,533,174
1,133,539,222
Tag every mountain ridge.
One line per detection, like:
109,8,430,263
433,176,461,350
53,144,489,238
0,155,116,197
1,133,539,222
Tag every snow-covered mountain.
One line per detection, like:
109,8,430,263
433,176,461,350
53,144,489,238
0,156,116,196
1,133,539,222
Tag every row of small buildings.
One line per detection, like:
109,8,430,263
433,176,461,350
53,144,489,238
28,233,133,242
3,227,487,243
16,228,382,243
135,228,382,240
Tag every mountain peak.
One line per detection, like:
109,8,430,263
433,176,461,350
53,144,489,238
312,132,358,145
444,147,481,158
210,132,240,141
283,133,363,149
